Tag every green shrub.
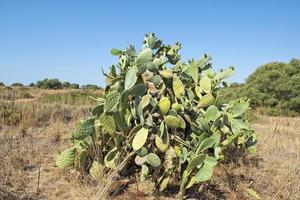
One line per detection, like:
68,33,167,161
36,78,63,89
81,84,100,90
11,82,24,87
0,103,22,126
55,33,257,199
220,59,300,116
70,83,80,89
29,83,35,87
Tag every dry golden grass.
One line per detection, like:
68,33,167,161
0,89,299,200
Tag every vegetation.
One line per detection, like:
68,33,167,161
11,82,24,87
39,90,101,105
29,82,35,87
0,82,5,86
36,78,63,89
56,33,257,199
220,59,300,116
81,84,100,90
0,81,298,200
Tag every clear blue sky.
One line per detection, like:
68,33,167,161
1,0,300,86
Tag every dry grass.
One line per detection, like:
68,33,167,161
0,89,299,200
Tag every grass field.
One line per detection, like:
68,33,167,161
0,87,299,200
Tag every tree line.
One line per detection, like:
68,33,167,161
0,78,101,90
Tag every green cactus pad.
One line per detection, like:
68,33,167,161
186,154,205,173
104,90,120,113
104,147,119,170
198,93,215,108
155,132,170,153
159,69,173,79
56,147,76,169
195,163,213,183
72,117,95,140
173,76,185,99
164,115,180,129
98,113,116,135
200,76,212,93
140,164,149,182
136,48,152,74
124,66,138,90
146,153,161,167
89,161,104,180
132,127,149,150
159,97,171,115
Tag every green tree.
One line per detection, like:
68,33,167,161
81,84,99,90
69,83,79,89
36,78,63,89
63,81,71,88
220,58,300,115
11,82,24,87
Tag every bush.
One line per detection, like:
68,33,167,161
81,84,100,90
63,81,71,88
70,83,80,89
11,83,24,87
220,59,300,116
29,83,35,87
36,78,63,89
55,33,256,199
0,102,22,126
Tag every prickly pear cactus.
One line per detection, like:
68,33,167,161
56,33,257,199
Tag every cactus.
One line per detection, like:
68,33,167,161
72,117,96,140
56,33,257,199
56,147,76,169
132,127,149,150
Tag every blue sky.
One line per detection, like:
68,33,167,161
1,0,300,86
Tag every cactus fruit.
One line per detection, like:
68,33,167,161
56,33,257,199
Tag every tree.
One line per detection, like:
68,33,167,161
63,81,71,88
69,83,79,89
220,58,300,115
11,82,24,87
0,82,5,86
29,83,35,87
81,84,99,90
36,78,63,89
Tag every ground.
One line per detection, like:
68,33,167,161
0,87,299,200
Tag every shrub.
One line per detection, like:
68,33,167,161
63,81,71,88
11,82,24,87
220,59,300,116
81,84,100,90
69,83,80,89
36,78,63,89
55,33,257,199
29,83,35,87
